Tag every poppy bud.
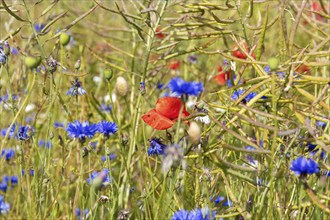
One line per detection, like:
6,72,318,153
103,69,113,81
121,134,129,146
60,33,71,46
25,56,41,68
116,76,128,96
188,122,201,144
267,57,279,71
74,59,81,71
168,60,180,70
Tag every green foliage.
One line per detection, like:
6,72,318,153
0,0,329,219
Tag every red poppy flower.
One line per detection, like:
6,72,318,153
296,64,310,74
214,66,230,85
141,97,190,130
312,1,327,21
232,41,256,59
303,1,328,25
168,60,181,70
156,27,165,39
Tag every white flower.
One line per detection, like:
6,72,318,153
93,76,102,84
104,93,116,103
25,103,36,112
195,115,210,124
162,145,186,173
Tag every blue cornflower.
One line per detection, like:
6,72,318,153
75,208,89,220
245,92,257,102
172,209,190,220
168,77,203,97
0,196,10,214
66,121,98,142
212,196,233,207
316,121,327,129
11,47,18,55
21,169,35,176
188,54,197,64
34,23,45,33
25,117,34,123
16,125,32,141
156,82,165,90
87,169,111,187
66,78,86,96
97,121,118,138
277,72,286,79
0,96,4,104
0,94,18,103
264,65,271,73
1,148,15,161
148,138,167,156
231,89,257,102
264,65,286,79
1,124,16,138
188,208,216,220
101,153,116,162
245,146,256,151
99,103,112,113
290,156,319,176
0,43,6,66
54,121,65,128
0,181,7,192
0,52,6,66
306,143,326,160
90,142,98,149
11,176,18,185
2,176,10,183
38,140,52,149
231,89,244,101
306,142,317,151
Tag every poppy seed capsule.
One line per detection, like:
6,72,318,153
116,76,128,96
104,69,113,80
60,33,71,46
188,122,201,144
267,57,279,71
25,56,41,68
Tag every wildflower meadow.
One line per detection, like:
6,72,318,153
0,0,329,219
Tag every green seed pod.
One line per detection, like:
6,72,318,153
25,56,41,68
60,33,71,46
104,69,113,80
267,57,279,71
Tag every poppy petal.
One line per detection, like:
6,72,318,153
214,73,227,85
141,109,174,130
156,97,183,120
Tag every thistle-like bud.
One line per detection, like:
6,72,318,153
188,122,201,144
116,76,128,96
47,56,58,74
